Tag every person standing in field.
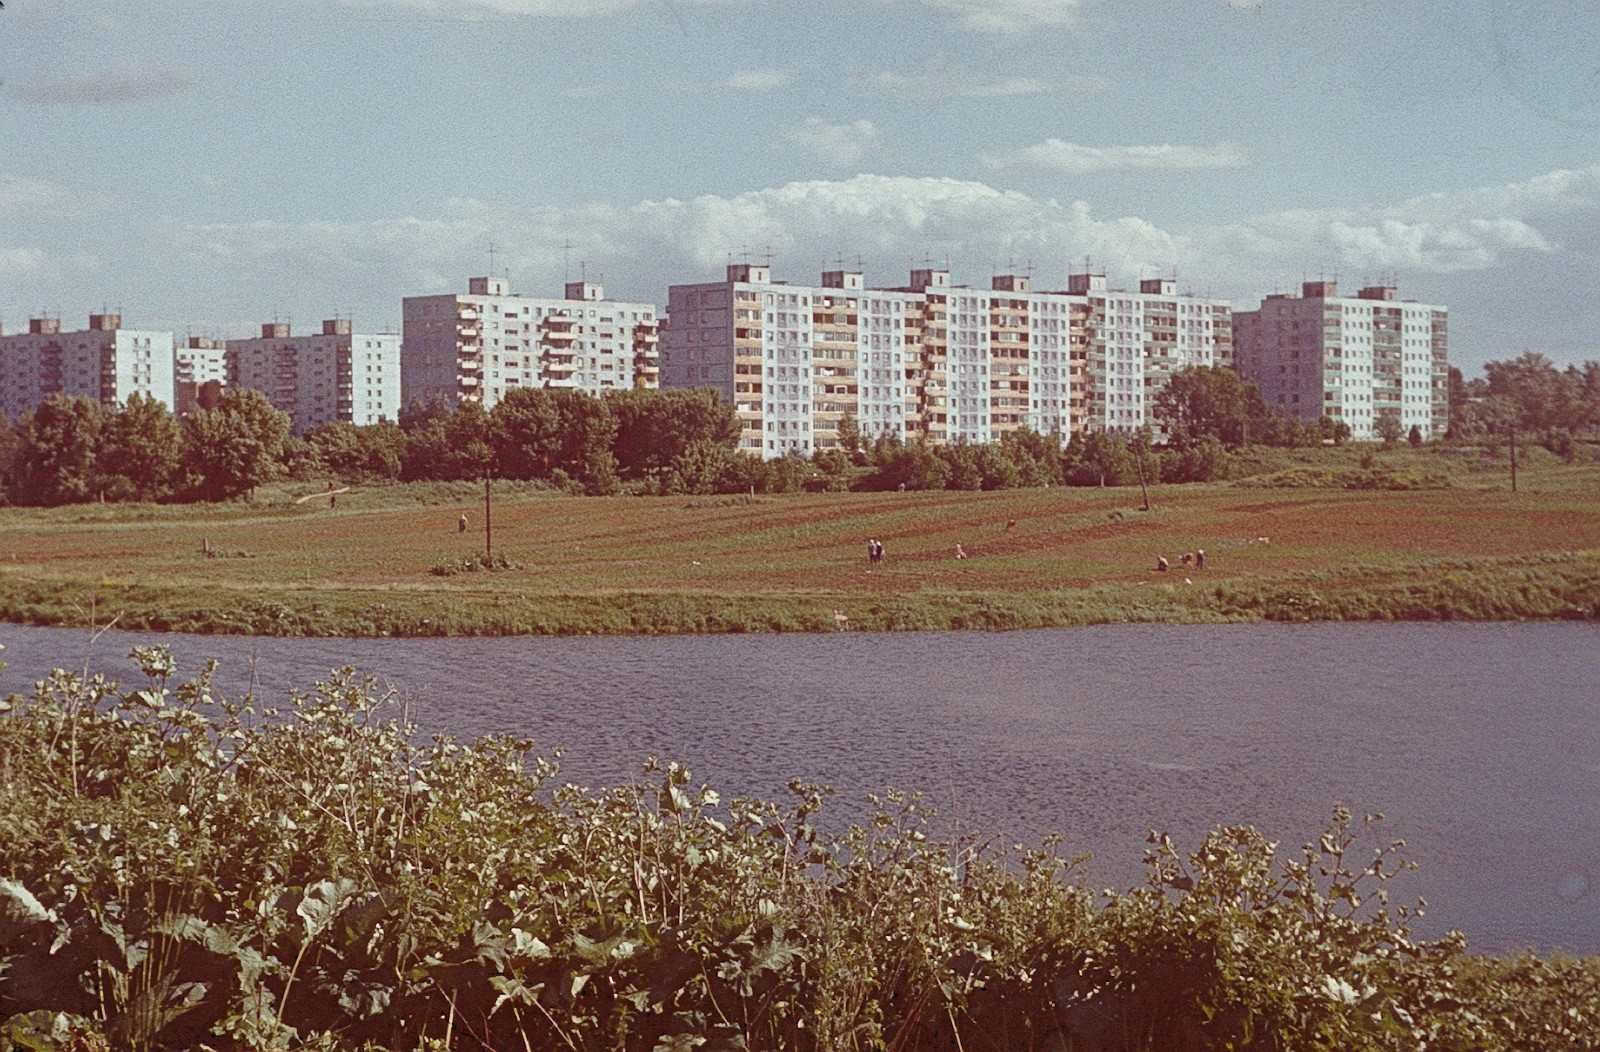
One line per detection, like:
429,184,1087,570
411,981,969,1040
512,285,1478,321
459,514,469,533
1196,549,1206,570
867,538,877,563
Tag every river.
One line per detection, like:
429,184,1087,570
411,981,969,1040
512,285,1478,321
2,621,1596,952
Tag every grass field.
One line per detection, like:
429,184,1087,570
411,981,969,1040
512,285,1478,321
1,452,1598,636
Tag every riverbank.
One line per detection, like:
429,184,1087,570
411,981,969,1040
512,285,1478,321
2,481,1597,636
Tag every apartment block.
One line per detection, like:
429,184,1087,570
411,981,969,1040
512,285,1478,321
227,319,400,434
175,336,230,414
0,314,175,421
663,264,1230,458
401,277,660,411
1234,281,1448,440
1067,274,1234,433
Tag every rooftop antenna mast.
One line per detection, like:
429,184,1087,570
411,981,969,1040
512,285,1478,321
564,239,574,284
487,242,499,276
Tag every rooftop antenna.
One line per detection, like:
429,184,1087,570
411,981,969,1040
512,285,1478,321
487,242,499,275
760,243,774,267
564,239,574,283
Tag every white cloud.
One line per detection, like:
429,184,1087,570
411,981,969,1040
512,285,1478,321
153,166,1599,325
911,0,1082,32
6,59,197,106
565,68,790,98
868,70,1102,100
0,175,120,218
983,139,1250,174
337,0,1079,30
720,69,793,91
773,119,886,167
335,0,721,17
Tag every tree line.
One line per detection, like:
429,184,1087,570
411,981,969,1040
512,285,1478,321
0,387,762,506
2,354,1594,507
1449,351,1600,456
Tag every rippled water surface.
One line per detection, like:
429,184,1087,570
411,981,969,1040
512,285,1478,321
3,621,1598,951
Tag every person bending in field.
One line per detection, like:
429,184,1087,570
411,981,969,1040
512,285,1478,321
954,542,967,559
1157,556,1170,572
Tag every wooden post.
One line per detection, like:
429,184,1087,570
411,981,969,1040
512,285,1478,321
1135,452,1151,512
1509,425,1518,494
484,476,493,558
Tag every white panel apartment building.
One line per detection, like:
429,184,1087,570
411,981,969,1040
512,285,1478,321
0,314,175,420
663,264,1229,458
1234,281,1448,440
174,337,230,414
401,277,660,411
228,319,401,434
1068,274,1234,433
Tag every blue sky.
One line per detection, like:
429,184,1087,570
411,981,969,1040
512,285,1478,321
2,0,1598,372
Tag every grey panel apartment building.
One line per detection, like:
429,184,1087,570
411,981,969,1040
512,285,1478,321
1234,281,1448,440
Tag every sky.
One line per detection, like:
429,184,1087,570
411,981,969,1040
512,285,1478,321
1,0,1598,374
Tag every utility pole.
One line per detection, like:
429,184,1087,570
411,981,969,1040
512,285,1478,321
1134,439,1152,512
1509,424,1518,494
484,476,493,558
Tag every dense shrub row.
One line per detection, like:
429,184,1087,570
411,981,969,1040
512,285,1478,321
2,653,1598,1050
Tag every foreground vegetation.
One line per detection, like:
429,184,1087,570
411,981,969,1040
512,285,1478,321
2,653,1597,1051
0,454,1597,636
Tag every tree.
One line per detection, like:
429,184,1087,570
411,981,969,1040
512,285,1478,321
491,388,617,492
7,395,106,506
1061,429,1138,487
1407,424,1424,448
96,394,183,502
858,443,949,491
998,428,1063,487
1375,412,1403,447
1152,366,1276,448
1483,352,1572,434
180,388,290,501
307,421,406,482
402,401,494,481
607,389,742,480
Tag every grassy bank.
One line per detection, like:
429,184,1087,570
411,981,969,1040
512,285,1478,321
2,656,1597,1051
2,466,1598,637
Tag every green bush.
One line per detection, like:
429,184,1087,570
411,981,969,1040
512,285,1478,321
428,552,521,576
2,654,1597,1050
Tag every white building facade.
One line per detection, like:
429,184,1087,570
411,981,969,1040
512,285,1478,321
227,319,401,433
174,337,230,414
0,314,175,420
401,277,660,411
1070,275,1234,434
663,264,1230,458
1234,281,1448,440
